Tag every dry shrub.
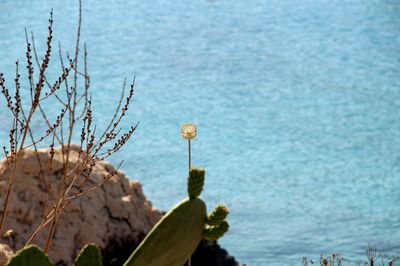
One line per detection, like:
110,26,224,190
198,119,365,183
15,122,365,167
0,0,137,252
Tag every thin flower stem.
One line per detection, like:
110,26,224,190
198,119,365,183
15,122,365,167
188,139,191,171
188,139,191,266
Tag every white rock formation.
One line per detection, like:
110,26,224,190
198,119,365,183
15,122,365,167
0,244,13,265
0,145,161,265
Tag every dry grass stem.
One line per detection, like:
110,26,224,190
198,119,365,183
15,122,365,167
0,0,138,253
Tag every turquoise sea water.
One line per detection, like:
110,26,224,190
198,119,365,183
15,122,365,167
1,1,400,264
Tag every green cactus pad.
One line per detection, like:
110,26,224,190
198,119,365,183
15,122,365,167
187,167,205,199
74,243,103,266
203,220,230,241
5,245,53,266
206,204,229,226
124,198,206,266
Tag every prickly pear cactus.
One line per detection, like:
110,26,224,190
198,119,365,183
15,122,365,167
5,245,53,266
124,167,229,266
203,220,230,241
74,243,103,266
187,168,205,199
206,204,229,226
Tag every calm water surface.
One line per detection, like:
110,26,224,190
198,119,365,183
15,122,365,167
1,1,400,264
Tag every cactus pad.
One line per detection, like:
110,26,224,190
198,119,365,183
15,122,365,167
187,167,205,199
203,220,230,241
5,245,53,266
124,198,206,266
74,243,103,266
207,204,229,226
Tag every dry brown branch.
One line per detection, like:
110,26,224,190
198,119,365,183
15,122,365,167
0,0,138,253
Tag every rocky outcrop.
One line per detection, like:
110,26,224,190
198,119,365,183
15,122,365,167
0,145,237,265
0,145,161,265
0,244,13,265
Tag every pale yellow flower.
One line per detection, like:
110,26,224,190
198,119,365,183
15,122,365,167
181,123,197,140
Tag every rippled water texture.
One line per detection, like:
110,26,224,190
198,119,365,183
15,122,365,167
1,1,400,264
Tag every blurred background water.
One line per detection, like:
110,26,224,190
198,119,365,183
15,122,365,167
1,0,400,264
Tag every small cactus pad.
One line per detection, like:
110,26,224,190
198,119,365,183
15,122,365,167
188,167,205,199
124,198,206,266
6,245,53,266
206,204,229,226
74,243,103,266
203,220,230,241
